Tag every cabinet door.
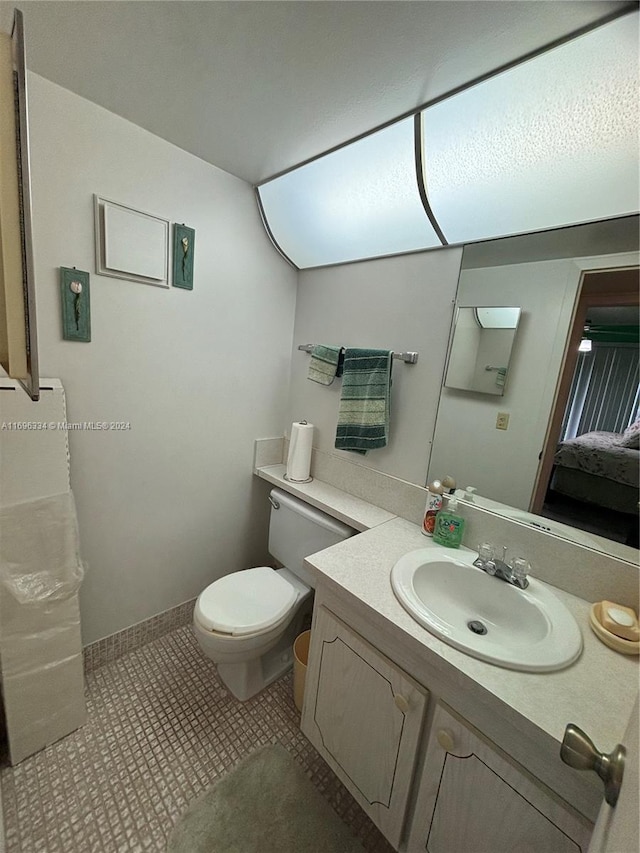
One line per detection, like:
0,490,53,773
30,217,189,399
302,606,428,849
407,703,593,853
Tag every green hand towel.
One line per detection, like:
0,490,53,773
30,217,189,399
308,345,344,386
335,349,392,454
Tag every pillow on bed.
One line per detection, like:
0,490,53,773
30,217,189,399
617,419,640,449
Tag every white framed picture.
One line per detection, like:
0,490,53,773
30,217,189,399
94,196,170,287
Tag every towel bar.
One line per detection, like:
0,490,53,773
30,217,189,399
298,344,418,364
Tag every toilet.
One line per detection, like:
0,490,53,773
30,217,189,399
193,487,355,700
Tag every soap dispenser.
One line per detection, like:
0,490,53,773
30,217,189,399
432,494,465,548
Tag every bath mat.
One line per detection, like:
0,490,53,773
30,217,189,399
167,744,366,853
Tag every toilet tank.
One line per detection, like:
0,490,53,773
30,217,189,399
268,488,355,587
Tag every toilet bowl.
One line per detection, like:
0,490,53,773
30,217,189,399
193,488,354,701
193,566,313,700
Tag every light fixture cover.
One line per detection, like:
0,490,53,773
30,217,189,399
578,338,593,353
258,117,442,269
421,12,639,244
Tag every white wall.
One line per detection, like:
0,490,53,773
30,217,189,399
288,249,463,485
471,329,514,393
445,309,479,389
26,75,297,644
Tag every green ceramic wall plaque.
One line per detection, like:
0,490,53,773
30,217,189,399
60,267,91,342
172,223,195,290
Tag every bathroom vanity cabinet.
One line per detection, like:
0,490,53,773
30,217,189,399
302,606,428,849
302,603,594,852
255,463,636,851
407,703,592,853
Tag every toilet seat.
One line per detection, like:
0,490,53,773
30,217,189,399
195,566,298,637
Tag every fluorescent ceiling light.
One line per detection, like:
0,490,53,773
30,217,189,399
578,338,592,352
420,12,639,244
258,11,638,269
258,118,442,269
475,307,521,329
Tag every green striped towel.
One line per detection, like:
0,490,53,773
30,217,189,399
335,349,393,454
308,345,344,385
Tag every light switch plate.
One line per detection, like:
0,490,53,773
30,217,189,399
496,412,510,430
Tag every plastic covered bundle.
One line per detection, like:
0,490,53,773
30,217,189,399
0,490,85,605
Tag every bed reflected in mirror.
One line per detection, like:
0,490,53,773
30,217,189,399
534,281,639,549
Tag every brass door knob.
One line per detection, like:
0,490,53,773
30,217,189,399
561,723,625,807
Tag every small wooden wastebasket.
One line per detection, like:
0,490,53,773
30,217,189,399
293,630,311,713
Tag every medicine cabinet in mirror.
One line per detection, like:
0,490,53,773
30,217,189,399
444,306,521,396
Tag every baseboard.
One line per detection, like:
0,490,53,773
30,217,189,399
83,598,196,673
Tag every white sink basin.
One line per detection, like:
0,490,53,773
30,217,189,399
391,547,582,672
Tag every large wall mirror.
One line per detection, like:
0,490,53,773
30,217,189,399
428,215,639,564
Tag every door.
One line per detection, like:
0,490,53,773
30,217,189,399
531,266,639,516
587,695,639,853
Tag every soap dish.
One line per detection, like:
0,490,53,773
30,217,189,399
589,603,640,655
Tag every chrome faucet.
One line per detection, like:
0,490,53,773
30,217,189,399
473,544,530,589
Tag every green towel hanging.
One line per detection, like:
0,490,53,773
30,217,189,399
335,349,392,454
307,345,344,386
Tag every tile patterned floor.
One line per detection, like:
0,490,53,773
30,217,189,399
1,625,394,853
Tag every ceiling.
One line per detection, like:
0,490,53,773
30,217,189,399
588,306,638,325
0,1,634,185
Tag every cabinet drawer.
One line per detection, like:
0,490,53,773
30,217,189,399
407,703,593,853
302,606,428,849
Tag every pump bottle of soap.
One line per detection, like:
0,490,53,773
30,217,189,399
432,494,465,548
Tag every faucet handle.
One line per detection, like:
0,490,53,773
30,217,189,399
476,542,497,575
511,558,530,583
477,542,494,561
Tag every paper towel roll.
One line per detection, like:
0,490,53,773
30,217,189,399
286,421,314,482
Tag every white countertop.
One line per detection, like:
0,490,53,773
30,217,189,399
256,464,396,531
255,464,639,817
305,517,638,749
